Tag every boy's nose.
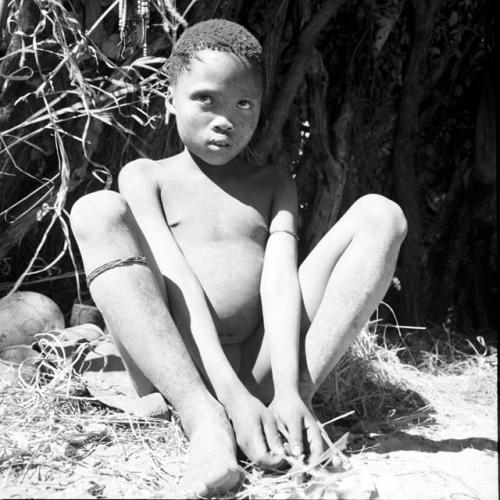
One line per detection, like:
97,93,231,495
212,115,234,132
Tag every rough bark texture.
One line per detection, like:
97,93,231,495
391,0,441,323
299,50,347,252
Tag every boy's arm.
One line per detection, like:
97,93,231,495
260,168,323,460
119,160,284,466
260,170,301,393
118,160,248,403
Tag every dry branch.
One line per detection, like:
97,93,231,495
0,0,183,292
254,0,347,163
0,197,53,259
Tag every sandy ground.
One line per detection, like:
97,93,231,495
1,416,496,499
351,425,498,500
351,366,498,500
0,354,497,499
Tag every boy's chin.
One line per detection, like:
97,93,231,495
190,147,242,167
206,156,238,167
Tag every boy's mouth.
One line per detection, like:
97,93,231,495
208,139,232,149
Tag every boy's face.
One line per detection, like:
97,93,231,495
169,50,263,166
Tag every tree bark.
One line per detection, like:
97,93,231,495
299,50,349,252
391,0,441,323
253,0,347,164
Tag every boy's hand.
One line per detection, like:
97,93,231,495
224,393,286,469
269,392,324,464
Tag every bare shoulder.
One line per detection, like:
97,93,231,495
118,154,183,189
262,163,298,228
119,158,157,187
119,157,162,180
263,163,297,199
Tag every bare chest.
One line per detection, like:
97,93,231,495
160,176,272,245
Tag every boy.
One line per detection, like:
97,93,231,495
70,19,407,497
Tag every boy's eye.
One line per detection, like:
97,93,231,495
195,94,212,104
238,100,253,110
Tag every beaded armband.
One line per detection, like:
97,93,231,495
86,256,148,286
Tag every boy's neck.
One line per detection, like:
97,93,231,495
181,148,258,178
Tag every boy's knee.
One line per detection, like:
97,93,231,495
355,194,407,240
70,190,129,241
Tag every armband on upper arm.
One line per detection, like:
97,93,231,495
269,229,299,241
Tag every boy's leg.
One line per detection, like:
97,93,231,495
246,194,407,405
70,191,240,496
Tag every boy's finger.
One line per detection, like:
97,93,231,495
243,416,281,469
288,418,304,457
262,416,285,456
305,417,324,464
242,424,272,465
247,422,282,469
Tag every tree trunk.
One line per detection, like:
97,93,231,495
253,0,347,164
391,0,441,323
299,50,349,252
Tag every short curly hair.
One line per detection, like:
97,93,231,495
165,19,263,84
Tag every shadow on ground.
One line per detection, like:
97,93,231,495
370,432,498,454
314,375,436,435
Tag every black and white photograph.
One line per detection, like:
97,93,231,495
0,0,496,498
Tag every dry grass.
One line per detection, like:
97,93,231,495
1,323,496,499
0,347,188,497
1,0,189,298
316,325,433,428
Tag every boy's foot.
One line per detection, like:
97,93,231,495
180,414,240,497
